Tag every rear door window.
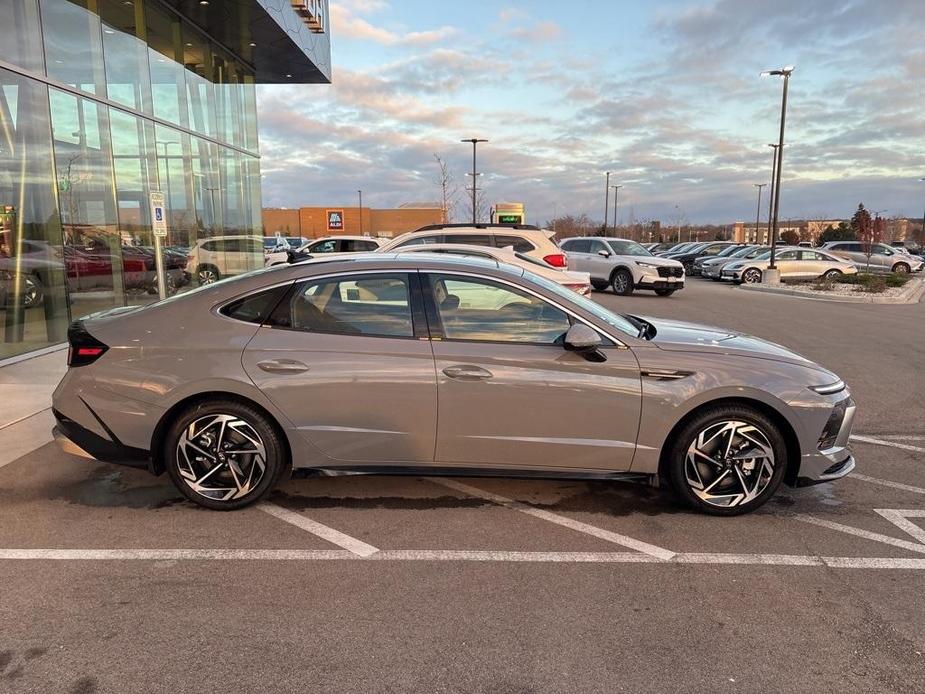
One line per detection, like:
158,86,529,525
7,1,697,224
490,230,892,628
444,234,492,246
493,235,535,253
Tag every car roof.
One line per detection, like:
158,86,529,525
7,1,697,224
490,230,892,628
386,226,554,247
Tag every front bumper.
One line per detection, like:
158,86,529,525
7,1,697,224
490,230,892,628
637,280,685,291
794,396,857,486
721,268,743,281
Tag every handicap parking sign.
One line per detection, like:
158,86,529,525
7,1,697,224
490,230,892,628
150,191,168,237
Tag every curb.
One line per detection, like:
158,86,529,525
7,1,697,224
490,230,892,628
739,277,925,304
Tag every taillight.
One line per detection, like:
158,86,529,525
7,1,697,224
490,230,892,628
67,321,108,367
544,253,567,268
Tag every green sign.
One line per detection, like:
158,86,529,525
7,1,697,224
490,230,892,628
498,214,523,224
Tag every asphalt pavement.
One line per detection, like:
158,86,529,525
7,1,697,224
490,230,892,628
1,278,923,693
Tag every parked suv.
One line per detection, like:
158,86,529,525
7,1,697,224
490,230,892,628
187,235,265,285
265,235,385,267
559,237,685,296
819,241,924,274
667,241,739,275
381,224,567,268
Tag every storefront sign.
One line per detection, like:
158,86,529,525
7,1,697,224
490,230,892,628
327,209,344,231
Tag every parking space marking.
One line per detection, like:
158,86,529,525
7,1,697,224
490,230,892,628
2,549,925,569
427,478,676,561
875,510,925,545
850,434,925,453
796,514,925,555
258,502,380,557
851,473,925,495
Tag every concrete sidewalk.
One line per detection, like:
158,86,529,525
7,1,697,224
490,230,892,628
0,347,67,468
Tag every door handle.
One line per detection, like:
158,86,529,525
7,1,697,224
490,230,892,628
442,364,493,381
257,359,309,374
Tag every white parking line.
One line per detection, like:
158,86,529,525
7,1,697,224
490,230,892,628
796,514,925,555
850,434,925,453
2,548,925,569
851,473,925,495
427,478,676,561
258,502,380,557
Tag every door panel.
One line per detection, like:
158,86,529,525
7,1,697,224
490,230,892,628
242,272,437,464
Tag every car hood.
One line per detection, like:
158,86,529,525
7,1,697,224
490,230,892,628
625,255,683,267
634,315,826,370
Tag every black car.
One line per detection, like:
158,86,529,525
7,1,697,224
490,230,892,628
667,241,738,275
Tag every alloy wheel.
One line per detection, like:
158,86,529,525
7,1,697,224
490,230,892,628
742,268,762,284
198,268,218,285
684,420,776,508
175,414,267,502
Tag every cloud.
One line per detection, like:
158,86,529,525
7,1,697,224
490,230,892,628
330,3,457,46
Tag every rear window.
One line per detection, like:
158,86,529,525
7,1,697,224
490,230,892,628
343,240,379,252
444,234,491,246
493,235,535,253
395,235,441,248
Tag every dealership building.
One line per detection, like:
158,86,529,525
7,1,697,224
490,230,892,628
0,0,331,362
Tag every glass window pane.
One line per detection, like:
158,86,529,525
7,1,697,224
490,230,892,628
146,2,187,127
182,24,216,137
430,275,570,344
0,0,45,73
41,0,106,96
0,68,69,360
50,88,123,315
493,235,534,252
270,274,413,338
99,0,152,113
445,234,490,246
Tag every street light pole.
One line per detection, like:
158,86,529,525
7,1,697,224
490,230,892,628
919,178,925,250
611,184,623,235
461,138,487,224
357,190,363,235
761,66,794,273
766,143,779,244
753,183,767,243
603,172,611,236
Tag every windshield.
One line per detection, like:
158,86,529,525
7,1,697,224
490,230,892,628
715,245,742,258
607,240,652,257
522,269,639,337
728,245,757,258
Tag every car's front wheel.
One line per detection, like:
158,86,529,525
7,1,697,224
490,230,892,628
892,262,910,274
665,404,787,515
741,268,762,284
611,268,635,295
164,400,288,510
822,269,842,280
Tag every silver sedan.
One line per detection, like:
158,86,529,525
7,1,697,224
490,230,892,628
722,248,858,284
52,254,856,515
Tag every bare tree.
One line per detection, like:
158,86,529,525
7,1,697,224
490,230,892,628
433,153,458,223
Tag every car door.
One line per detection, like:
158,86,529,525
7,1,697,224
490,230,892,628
561,239,591,273
242,271,437,464
586,239,616,279
773,249,801,278
423,272,641,471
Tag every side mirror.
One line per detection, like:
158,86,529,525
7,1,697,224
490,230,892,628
564,324,602,351
597,249,611,258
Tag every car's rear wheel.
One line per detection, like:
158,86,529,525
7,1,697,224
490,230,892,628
22,273,44,308
591,279,609,292
741,268,762,284
197,265,220,285
822,269,842,280
611,268,635,295
164,400,288,510
892,262,910,274
654,288,676,296
666,405,787,516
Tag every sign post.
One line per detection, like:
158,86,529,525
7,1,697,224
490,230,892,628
149,191,168,300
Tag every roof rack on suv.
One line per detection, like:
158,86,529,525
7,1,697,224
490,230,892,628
413,223,542,232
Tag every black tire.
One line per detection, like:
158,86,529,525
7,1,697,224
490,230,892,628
654,288,676,297
22,273,44,308
665,404,787,516
741,268,762,284
822,269,842,280
164,400,289,511
591,279,609,292
892,262,910,274
610,268,635,296
196,265,220,285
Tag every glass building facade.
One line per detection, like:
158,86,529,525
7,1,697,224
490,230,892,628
0,0,330,361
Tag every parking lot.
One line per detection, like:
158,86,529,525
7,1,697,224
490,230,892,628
2,279,924,693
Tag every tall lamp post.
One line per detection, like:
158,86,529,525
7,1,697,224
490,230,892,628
603,172,611,236
357,190,363,235
461,138,487,224
919,178,925,250
611,184,623,236
753,183,767,243
761,65,794,277
766,143,779,244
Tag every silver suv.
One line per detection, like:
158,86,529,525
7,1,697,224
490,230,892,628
819,241,924,274
559,237,685,296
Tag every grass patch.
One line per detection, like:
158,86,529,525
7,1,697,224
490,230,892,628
838,272,910,292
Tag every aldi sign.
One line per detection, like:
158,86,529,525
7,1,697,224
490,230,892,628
326,209,344,231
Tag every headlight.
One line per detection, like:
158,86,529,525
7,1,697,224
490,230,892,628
810,380,846,395
636,261,659,269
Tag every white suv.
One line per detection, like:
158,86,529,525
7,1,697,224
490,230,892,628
265,235,385,267
380,224,567,268
187,235,265,285
559,237,685,296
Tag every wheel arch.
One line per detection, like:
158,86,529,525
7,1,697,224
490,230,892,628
149,391,293,476
656,396,802,487
608,264,635,283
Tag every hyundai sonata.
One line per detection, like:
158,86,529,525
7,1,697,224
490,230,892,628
52,253,856,515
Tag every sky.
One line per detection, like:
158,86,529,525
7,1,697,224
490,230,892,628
256,0,925,226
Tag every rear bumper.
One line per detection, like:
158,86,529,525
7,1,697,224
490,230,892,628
52,411,150,470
